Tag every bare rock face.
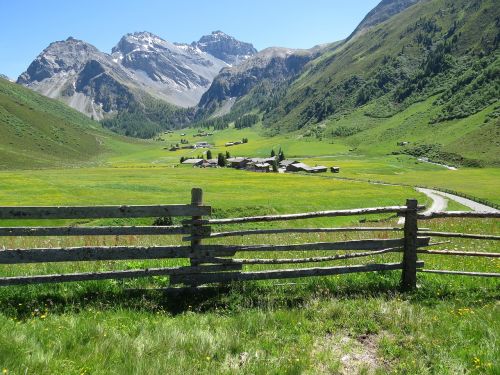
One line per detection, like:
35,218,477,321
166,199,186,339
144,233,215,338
18,32,257,118
17,37,133,119
198,47,317,113
191,30,257,65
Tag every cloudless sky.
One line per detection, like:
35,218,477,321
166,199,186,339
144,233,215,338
0,0,380,79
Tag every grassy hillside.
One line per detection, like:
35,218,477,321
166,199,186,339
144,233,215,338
211,0,499,167
0,78,150,169
0,78,104,168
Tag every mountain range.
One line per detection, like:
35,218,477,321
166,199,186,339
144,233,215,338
11,0,500,166
18,31,257,120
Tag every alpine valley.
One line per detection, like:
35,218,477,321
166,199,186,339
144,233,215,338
1,1,500,373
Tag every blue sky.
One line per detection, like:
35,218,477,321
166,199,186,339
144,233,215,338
0,0,380,79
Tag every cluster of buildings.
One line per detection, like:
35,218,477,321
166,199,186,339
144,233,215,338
169,141,212,151
182,156,337,174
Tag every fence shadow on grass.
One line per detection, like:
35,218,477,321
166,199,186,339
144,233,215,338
4,273,497,320
0,276,404,318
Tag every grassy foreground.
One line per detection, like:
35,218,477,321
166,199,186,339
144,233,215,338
0,106,498,374
0,167,498,373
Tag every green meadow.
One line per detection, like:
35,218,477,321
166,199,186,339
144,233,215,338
1,86,499,374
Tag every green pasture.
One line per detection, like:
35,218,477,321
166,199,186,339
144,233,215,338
1,80,499,375
0,214,498,374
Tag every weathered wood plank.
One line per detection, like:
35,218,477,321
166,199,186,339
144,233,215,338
0,264,243,286
417,231,499,240
171,261,425,284
0,204,211,220
401,199,418,291
196,237,430,253
0,245,194,264
418,269,500,277
204,245,402,265
418,211,500,219
0,226,211,237
417,249,500,258
194,227,406,240
189,188,204,267
186,206,422,225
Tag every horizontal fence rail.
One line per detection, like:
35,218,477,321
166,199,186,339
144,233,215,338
417,231,500,240
197,238,430,254
417,249,500,257
197,226,411,240
204,246,402,265
1,189,498,289
0,264,243,287
0,204,211,220
170,262,425,285
0,226,210,237
190,205,425,225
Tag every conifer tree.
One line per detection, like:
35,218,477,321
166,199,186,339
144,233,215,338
217,153,226,167
271,160,278,172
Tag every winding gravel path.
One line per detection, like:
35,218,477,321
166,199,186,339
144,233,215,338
398,187,499,224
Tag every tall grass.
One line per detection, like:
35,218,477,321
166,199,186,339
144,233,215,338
0,214,498,374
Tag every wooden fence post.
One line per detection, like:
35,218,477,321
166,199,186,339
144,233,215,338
401,199,418,291
190,188,203,267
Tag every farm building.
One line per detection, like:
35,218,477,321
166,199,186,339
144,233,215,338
286,162,327,173
181,158,204,166
199,159,218,168
194,141,211,149
279,160,298,168
227,157,250,169
331,167,340,173
286,162,313,172
248,157,276,164
247,162,271,173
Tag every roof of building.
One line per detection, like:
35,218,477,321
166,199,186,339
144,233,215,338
288,162,313,171
279,160,298,166
182,158,203,164
227,157,249,163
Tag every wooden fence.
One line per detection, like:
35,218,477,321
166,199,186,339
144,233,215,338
0,188,498,289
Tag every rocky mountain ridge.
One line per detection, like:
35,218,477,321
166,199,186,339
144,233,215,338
18,31,256,119
197,47,321,115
